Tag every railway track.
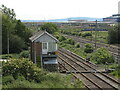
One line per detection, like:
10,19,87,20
58,60,102,89
58,48,119,89
63,34,120,62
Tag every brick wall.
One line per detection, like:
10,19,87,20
31,42,42,66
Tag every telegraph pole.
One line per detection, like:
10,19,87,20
7,29,9,54
95,20,97,49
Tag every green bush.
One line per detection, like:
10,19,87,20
20,50,30,58
75,43,80,48
84,43,93,53
58,35,66,41
66,38,75,45
90,48,114,64
55,35,60,40
78,32,81,36
82,32,92,37
71,32,78,36
2,58,47,82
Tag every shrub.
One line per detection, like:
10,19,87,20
2,58,47,82
75,43,80,48
90,48,114,64
84,43,93,53
82,32,92,37
58,35,66,41
20,50,30,58
66,38,75,45
55,35,60,39
78,32,81,36
71,32,78,36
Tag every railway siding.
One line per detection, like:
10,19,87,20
63,34,120,63
58,48,119,89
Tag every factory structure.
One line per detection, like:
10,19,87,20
29,31,59,71
103,14,120,22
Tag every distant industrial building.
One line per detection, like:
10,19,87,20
68,19,88,23
103,14,120,22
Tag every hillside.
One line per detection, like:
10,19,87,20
21,17,103,22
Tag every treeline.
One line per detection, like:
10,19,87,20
0,5,33,54
108,24,120,44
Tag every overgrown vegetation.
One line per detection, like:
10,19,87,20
60,29,108,43
84,43,94,53
2,59,84,88
90,48,114,64
110,64,120,78
56,34,114,65
56,34,88,58
57,34,120,78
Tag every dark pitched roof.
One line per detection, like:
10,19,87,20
29,31,58,42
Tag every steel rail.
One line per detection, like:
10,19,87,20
58,48,119,89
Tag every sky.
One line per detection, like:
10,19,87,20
0,0,120,20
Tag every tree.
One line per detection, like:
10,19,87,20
0,4,16,20
14,20,33,46
2,13,15,53
9,35,25,53
41,23,58,34
1,5,33,54
108,24,120,44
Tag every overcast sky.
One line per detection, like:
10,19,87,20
0,0,119,20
